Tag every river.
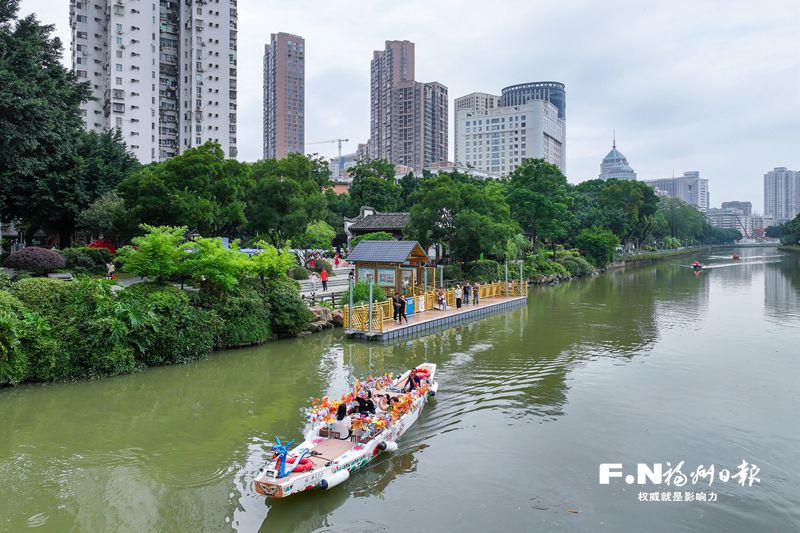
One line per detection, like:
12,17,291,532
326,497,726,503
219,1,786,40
1,247,799,532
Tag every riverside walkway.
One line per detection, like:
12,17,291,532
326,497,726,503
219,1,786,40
343,281,528,341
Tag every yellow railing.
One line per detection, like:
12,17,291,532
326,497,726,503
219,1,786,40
342,280,528,333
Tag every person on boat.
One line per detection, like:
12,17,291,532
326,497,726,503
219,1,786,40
404,368,422,392
375,394,390,414
355,390,376,414
332,403,351,440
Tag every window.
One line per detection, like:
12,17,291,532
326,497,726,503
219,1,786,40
77,15,87,22
115,117,122,127
115,63,123,71
113,5,123,15
77,31,87,39
116,50,123,58
116,23,123,33
113,89,124,98
77,70,87,78
112,102,125,113
116,37,122,45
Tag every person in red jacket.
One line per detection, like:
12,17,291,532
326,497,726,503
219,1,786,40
320,269,329,291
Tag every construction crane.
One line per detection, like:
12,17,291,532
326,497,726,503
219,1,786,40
305,138,349,163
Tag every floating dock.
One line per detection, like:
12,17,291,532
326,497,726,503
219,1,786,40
345,295,528,341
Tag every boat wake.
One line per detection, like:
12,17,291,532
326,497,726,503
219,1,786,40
700,259,783,270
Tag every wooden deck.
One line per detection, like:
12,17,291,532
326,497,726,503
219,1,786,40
345,295,528,341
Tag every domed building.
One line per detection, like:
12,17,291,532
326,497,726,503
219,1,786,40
599,137,637,181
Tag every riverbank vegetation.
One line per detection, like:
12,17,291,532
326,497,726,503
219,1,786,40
0,226,312,386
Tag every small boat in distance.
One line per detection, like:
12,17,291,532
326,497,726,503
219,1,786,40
732,253,741,260
253,364,439,499
692,261,704,272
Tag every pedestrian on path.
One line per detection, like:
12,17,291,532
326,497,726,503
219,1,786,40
320,269,329,291
455,285,463,309
397,292,408,323
463,282,471,305
392,293,401,322
309,272,320,294
473,282,480,305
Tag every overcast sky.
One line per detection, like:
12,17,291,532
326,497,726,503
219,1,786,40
21,0,800,211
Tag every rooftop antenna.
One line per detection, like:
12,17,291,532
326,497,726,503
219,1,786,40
612,129,616,149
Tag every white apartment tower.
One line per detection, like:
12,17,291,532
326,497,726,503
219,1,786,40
70,0,238,163
763,167,800,223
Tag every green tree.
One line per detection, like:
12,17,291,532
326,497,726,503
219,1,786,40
575,227,619,267
406,172,519,262
248,241,296,283
76,190,129,241
399,172,419,210
117,143,251,237
346,159,401,214
181,237,249,292
506,159,571,249
294,220,335,265
116,225,186,282
0,4,139,244
246,155,327,246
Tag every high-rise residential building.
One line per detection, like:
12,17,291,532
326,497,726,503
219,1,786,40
453,81,566,174
367,40,448,171
598,137,636,180
454,92,499,163
763,167,800,223
263,32,305,159
643,171,710,211
720,201,752,216
70,0,238,163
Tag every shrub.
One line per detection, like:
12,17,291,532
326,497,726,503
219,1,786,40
289,266,310,280
190,286,271,348
4,247,66,275
341,280,388,307
442,264,464,282
0,309,26,384
575,226,619,268
119,282,216,365
11,277,71,315
61,246,113,275
524,253,569,279
116,225,186,282
0,271,11,291
558,256,593,278
263,279,313,337
0,291,61,384
468,259,502,282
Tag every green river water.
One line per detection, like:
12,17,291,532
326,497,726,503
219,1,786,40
1,247,799,532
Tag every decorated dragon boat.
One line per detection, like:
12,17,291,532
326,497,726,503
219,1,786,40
254,363,439,499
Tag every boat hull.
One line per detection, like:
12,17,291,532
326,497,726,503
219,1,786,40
254,364,437,498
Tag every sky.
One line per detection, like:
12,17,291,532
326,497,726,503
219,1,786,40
19,0,800,211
